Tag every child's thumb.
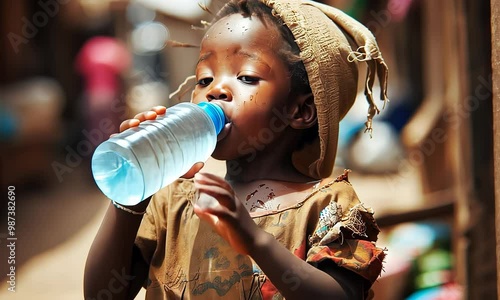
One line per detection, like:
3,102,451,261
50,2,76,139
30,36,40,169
181,162,205,179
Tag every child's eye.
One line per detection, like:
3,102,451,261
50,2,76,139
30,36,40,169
197,78,213,86
238,76,259,84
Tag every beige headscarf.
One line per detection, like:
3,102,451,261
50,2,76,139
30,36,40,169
170,0,389,179
261,0,389,179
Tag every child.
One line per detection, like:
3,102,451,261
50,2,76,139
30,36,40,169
84,0,389,299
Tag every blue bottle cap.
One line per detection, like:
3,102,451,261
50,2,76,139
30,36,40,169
198,102,226,134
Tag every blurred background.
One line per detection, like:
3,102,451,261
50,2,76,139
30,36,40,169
0,0,497,299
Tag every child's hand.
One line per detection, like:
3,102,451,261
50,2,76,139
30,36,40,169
118,106,167,133
193,173,261,255
114,106,204,179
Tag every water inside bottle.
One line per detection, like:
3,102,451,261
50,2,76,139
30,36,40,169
92,149,145,205
91,102,224,205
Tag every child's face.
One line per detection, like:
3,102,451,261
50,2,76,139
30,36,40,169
192,13,294,160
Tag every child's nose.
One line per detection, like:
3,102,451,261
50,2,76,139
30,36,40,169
207,83,232,101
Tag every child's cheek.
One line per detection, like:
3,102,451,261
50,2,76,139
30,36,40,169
191,90,203,104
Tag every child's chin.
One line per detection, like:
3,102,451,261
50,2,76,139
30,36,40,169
211,149,229,161
211,145,239,162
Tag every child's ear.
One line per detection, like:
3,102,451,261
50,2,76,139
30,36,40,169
289,93,317,129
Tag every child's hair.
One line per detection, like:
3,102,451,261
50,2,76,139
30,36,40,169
214,0,311,95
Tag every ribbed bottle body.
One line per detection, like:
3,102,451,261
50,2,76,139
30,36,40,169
91,102,220,205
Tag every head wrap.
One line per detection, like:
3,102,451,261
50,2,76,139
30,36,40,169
260,0,389,179
170,0,389,179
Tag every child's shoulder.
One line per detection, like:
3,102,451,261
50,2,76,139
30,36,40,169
321,169,352,186
308,170,381,248
308,170,375,222
311,169,357,199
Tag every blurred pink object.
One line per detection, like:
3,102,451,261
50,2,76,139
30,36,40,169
75,36,131,96
75,36,132,146
387,0,414,22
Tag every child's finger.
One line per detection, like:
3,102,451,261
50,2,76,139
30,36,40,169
193,172,233,193
193,206,231,238
193,202,235,228
150,106,167,115
133,110,157,122
194,174,236,209
119,119,140,132
193,205,219,226
117,107,163,134
181,162,205,179
195,187,236,212
194,199,227,216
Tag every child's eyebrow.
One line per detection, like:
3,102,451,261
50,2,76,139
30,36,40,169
237,50,265,63
236,50,271,69
197,52,212,66
196,50,270,69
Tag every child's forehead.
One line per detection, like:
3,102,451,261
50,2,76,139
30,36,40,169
202,13,281,48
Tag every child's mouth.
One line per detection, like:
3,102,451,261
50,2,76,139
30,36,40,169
217,122,232,141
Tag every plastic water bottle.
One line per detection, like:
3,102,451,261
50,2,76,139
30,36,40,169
91,102,225,206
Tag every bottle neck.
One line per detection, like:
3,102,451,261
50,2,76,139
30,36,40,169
198,102,225,134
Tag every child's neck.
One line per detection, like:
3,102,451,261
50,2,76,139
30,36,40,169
222,143,322,213
224,155,315,184
223,127,316,184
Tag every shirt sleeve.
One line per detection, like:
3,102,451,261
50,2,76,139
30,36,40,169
134,184,173,266
306,177,386,284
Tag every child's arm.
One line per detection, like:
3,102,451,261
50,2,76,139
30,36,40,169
84,108,164,299
193,172,365,300
246,228,365,299
84,201,150,299
84,106,203,299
